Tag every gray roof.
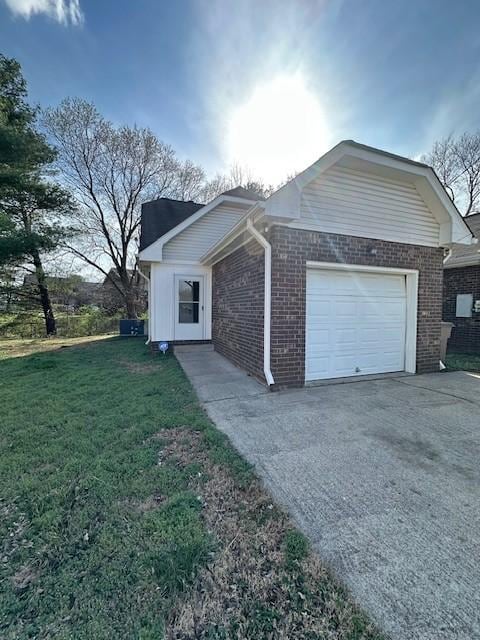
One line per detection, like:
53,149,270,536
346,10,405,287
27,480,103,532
139,198,203,251
140,188,262,252
221,186,265,201
445,213,480,268
340,139,431,170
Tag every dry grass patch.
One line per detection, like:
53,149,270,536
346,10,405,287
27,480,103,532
0,334,113,360
162,429,383,640
121,359,159,374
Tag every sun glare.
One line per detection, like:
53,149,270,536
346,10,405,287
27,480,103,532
226,74,329,185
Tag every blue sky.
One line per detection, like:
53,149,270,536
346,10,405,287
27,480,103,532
1,0,480,183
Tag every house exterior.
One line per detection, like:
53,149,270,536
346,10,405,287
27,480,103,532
139,140,473,388
443,213,480,352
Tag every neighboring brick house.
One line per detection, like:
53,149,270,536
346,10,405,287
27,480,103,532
139,141,472,388
443,213,480,353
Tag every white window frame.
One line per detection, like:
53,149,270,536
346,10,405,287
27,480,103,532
173,274,205,340
305,261,419,375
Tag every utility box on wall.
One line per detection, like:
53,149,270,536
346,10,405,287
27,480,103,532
119,319,145,336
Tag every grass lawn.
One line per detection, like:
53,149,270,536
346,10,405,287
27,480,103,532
0,337,384,639
446,351,480,373
0,335,113,360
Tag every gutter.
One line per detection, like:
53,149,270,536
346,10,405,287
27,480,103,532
137,267,151,345
246,218,275,387
443,248,452,265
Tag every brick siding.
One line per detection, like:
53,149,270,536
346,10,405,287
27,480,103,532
443,266,480,352
211,226,444,389
269,226,444,387
212,240,265,381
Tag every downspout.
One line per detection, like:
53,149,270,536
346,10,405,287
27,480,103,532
439,248,453,370
246,218,275,387
137,268,151,345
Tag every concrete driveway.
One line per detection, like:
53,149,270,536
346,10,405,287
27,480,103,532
175,345,480,640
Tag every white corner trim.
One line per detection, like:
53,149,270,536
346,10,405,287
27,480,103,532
137,268,151,344
139,195,257,261
246,219,274,386
305,261,418,374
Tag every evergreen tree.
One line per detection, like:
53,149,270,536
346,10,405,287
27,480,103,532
0,54,73,335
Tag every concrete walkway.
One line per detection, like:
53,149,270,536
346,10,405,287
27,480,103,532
175,345,480,640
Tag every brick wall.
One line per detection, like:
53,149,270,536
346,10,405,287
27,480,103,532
443,266,480,352
269,226,444,387
212,240,265,381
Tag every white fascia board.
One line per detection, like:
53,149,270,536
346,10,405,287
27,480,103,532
263,144,346,221
333,144,473,246
138,195,257,262
200,202,264,265
262,140,473,246
444,251,480,269
413,173,472,245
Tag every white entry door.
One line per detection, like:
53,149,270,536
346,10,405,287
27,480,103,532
306,269,407,381
174,275,204,340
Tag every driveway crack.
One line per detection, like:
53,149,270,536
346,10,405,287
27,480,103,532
394,377,480,406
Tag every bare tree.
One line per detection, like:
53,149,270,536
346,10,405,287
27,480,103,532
423,132,480,215
170,159,206,201
198,163,277,203
43,98,204,317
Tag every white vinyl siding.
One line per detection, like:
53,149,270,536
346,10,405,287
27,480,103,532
163,205,246,262
150,262,212,341
298,166,440,247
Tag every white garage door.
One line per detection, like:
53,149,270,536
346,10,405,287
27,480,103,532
306,269,407,381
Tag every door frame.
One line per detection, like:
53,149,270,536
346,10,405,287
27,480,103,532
173,274,205,340
305,261,419,376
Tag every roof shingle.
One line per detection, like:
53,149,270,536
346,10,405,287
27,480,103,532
139,198,203,251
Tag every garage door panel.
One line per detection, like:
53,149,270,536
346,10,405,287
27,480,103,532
306,269,407,381
307,328,330,347
359,325,404,343
306,355,330,378
334,300,357,318
308,270,405,297
307,299,331,319
333,328,357,346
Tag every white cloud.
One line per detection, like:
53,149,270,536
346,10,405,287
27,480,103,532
4,0,84,25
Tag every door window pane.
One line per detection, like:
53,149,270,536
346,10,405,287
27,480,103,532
179,302,199,323
179,280,199,302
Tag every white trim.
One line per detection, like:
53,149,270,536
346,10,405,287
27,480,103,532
263,141,473,246
200,202,263,265
305,261,418,376
173,273,205,340
203,236,253,267
246,219,274,386
139,195,257,261
201,141,474,267
137,268,151,344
